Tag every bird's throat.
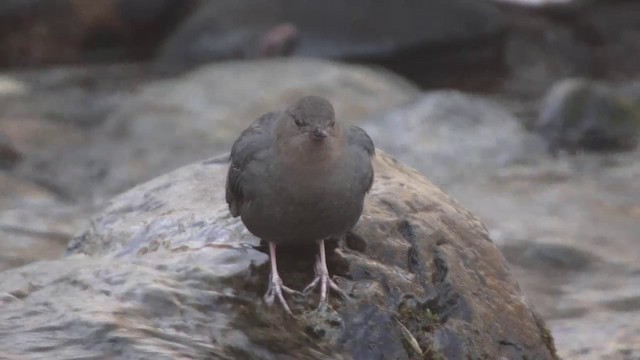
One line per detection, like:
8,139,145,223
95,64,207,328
281,141,342,172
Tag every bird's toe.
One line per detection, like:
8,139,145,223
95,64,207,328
264,276,297,315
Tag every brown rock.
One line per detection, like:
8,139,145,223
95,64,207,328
30,151,558,359
0,0,197,67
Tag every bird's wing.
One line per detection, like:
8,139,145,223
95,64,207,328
226,112,278,217
347,125,376,192
347,125,375,156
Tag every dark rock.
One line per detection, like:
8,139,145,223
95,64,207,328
500,241,598,273
4,152,555,359
502,10,593,98
0,0,197,67
535,78,640,153
156,0,506,88
0,133,20,169
501,1,640,97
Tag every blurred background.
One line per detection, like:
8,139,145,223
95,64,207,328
0,0,638,358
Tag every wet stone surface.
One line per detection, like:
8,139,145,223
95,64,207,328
0,153,557,359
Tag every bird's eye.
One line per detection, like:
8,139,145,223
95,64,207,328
293,117,304,127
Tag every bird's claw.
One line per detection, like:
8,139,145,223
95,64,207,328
264,273,301,315
302,277,319,295
303,257,349,311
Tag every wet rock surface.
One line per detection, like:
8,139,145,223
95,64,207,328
360,92,640,359
0,152,557,359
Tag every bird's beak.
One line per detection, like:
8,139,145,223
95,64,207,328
311,128,328,140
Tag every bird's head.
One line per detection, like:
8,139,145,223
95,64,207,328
275,95,344,164
276,95,341,143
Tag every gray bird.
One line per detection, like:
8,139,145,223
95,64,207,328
226,95,375,314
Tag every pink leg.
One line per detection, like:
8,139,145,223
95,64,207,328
303,239,348,309
264,242,300,315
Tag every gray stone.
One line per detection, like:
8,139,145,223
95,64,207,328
535,78,640,153
0,152,557,359
361,91,546,188
0,174,89,271
156,0,505,72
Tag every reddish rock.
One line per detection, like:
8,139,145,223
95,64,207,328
0,0,198,67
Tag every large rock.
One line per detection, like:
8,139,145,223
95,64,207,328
501,1,640,97
358,91,640,359
0,152,557,359
361,91,546,188
156,0,506,88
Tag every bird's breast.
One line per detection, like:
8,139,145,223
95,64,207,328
240,155,368,244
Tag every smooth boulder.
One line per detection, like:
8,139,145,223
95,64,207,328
0,151,557,359
361,91,546,188
156,0,506,87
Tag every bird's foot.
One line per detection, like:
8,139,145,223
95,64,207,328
264,272,301,315
303,257,348,311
